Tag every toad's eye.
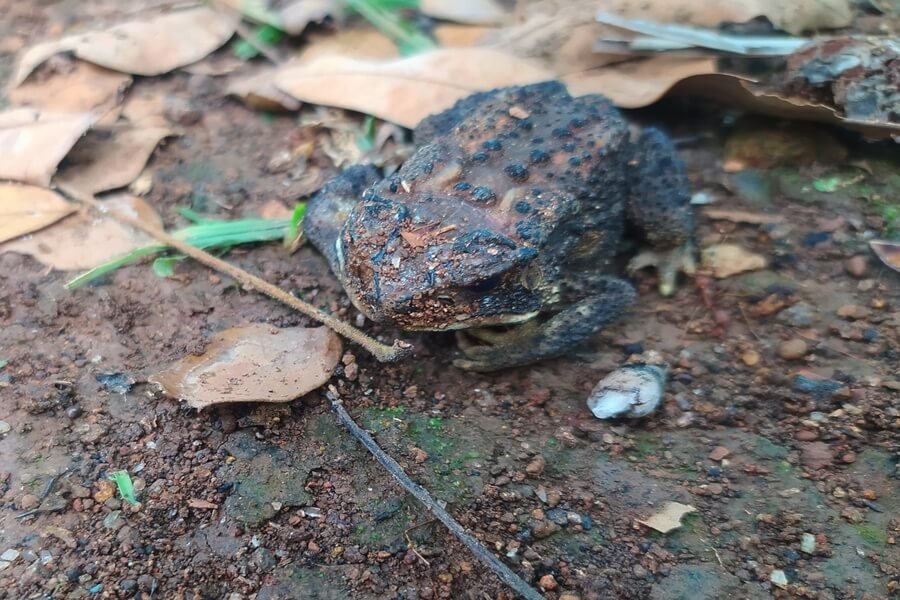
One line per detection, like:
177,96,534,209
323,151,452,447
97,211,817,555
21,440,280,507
469,275,501,293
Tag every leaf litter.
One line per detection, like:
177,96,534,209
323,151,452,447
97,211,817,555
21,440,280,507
0,184,78,244
149,323,342,409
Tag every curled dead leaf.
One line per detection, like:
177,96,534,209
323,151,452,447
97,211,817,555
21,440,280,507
701,243,768,278
1,193,162,271
14,6,239,84
595,0,852,35
870,240,900,273
8,60,131,114
0,184,77,244
55,124,175,195
0,108,99,186
563,56,717,108
274,48,553,128
150,324,342,408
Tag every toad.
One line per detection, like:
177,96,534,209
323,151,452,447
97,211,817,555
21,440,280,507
304,82,695,371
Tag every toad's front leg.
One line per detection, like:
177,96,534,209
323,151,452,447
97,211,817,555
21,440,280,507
454,276,635,371
624,127,697,296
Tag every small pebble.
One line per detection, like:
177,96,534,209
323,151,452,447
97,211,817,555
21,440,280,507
741,350,760,366
0,421,10,434
0,549,19,562
708,446,730,461
800,442,833,470
770,569,788,588
844,255,867,278
801,533,816,554
65,406,83,419
18,494,39,510
539,574,558,591
525,455,546,476
795,430,818,441
841,452,856,464
778,338,808,360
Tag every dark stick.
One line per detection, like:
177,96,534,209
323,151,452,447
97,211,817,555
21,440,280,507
329,397,544,600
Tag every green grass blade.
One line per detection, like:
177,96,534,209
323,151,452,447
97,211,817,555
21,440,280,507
108,470,137,505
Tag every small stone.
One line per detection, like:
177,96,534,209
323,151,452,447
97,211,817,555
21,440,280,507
94,479,116,502
841,452,856,464
119,579,138,593
538,574,558,590
862,489,877,500
778,338,808,360
841,507,864,523
137,575,157,592
103,511,123,530
832,487,847,498
0,421,10,434
344,363,358,381
532,520,561,539
770,569,788,588
800,442,833,470
307,541,320,553
559,595,581,600
525,455,546,476
18,494,39,510
836,304,870,320
741,350,760,366
706,483,724,495
844,255,867,278
795,430,818,441
65,406,83,419
0,549,20,562
801,533,816,554
708,446,731,461
547,490,561,507
411,447,428,464
778,303,814,328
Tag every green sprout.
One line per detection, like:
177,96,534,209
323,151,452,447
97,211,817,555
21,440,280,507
108,470,137,505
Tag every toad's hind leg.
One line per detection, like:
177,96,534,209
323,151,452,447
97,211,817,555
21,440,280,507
624,127,697,296
454,277,635,371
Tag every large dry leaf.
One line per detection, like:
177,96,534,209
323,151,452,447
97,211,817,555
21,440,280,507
54,125,175,195
595,0,852,35
274,48,554,128
13,6,239,84
8,61,131,114
420,0,509,25
701,243,768,278
0,184,77,244
0,108,98,186
149,324,342,408
1,193,162,271
670,73,900,138
563,56,717,108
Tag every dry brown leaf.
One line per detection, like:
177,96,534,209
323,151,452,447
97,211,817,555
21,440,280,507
420,0,510,25
226,67,302,111
703,209,785,225
637,502,697,533
0,108,99,186
433,24,496,48
54,125,175,195
299,28,400,62
119,90,170,128
13,6,239,84
670,73,900,138
149,324,342,408
0,184,77,244
701,243,768,278
563,56,717,108
274,48,553,128
595,0,852,35
1,193,162,271
870,240,900,273
8,61,131,114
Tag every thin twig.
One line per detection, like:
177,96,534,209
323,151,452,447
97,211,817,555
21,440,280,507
56,184,411,363
329,395,544,600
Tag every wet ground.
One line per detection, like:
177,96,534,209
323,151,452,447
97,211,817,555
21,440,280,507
1,2,899,600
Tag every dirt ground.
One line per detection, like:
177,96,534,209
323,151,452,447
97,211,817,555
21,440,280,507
1,2,899,600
